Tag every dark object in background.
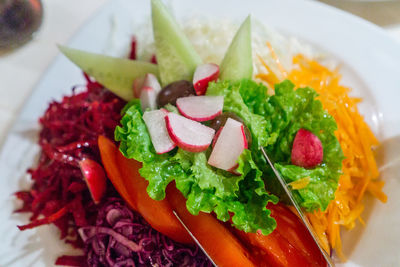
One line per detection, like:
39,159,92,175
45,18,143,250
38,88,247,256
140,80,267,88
157,80,196,108
0,0,43,50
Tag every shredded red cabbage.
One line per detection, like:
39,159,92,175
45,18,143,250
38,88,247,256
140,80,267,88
81,198,212,267
15,74,211,266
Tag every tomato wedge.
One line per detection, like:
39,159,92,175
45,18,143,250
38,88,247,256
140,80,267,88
99,135,192,244
236,203,326,267
98,135,137,210
268,203,326,266
166,184,256,267
115,150,193,244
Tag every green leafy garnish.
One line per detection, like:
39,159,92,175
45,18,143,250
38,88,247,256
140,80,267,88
207,79,276,149
263,80,344,211
115,79,343,235
115,101,278,235
208,79,343,212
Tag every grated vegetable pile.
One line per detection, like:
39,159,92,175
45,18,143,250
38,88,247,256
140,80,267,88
14,73,210,266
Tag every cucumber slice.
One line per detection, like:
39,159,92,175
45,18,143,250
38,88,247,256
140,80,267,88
219,16,253,81
151,0,202,86
59,45,159,101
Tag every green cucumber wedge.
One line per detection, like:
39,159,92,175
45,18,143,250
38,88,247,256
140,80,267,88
59,45,159,101
219,16,253,81
151,0,202,86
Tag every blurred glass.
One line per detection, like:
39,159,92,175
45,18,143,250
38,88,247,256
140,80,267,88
319,0,400,27
0,0,43,52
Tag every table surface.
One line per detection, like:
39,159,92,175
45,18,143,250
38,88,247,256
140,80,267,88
0,0,399,145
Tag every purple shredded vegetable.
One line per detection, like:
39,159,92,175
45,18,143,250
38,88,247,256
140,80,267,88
80,198,212,267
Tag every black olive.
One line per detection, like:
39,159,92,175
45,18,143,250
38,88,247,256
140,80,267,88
209,112,252,147
157,80,196,108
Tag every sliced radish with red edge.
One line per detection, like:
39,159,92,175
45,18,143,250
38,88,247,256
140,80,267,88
176,95,223,122
143,110,176,154
133,76,145,98
139,74,162,111
165,113,215,152
140,87,158,111
79,158,107,204
193,63,219,95
142,73,162,92
208,118,247,171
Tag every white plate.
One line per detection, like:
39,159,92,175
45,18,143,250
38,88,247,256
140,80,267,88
1,0,400,266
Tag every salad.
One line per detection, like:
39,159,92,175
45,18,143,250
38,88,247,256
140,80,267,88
14,0,387,266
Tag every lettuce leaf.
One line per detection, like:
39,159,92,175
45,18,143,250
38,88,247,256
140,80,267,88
264,80,344,211
114,101,155,163
114,79,343,235
207,80,277,149
115,101,278,234
207,79,343,212
174,149,278,234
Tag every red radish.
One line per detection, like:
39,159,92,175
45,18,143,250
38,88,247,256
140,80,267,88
133,76,145,98
129,36,137,60
176,95,224,121
137,74,162,109
165,113,215,152
150,54,157,64
208,118,247,171
142,73,162,92
291,129,323,168
193,63,219,95
227,164,241,176
140,87,158,111
143,110,176,154
160,108,169,115
79,158,107,204
212,127,223,148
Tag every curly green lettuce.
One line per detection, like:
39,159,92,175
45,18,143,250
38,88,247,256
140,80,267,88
207,79,277,149
263,80,344,211
207,79,344,212
114,79,343,236
115,102,278,235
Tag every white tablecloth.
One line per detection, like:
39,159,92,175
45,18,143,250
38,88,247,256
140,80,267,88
0,0,400,144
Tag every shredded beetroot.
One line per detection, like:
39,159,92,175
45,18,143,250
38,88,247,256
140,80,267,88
17,206,68,231
150,54,157,64
15,74,126,264
129,36,137,60
55,255,88,267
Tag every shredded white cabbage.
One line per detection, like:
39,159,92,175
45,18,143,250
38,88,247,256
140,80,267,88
105,15,333,85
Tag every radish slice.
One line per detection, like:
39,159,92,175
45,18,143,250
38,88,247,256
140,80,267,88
176,96,224,122
133,76,145,98
142,73,162,92
193,63,219,95
208,118,247,170
139,74,162,111
79,159,107,204
165,113,215,152
143,110,176,154
140,87,158,111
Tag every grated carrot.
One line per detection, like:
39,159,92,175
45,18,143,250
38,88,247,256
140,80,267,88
257,52,387,261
